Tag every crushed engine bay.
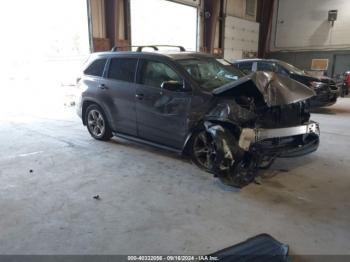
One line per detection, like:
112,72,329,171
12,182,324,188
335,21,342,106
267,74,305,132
203,72,320,188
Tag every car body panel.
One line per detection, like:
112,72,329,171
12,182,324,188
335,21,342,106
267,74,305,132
99,77,138,136
135,83,192,149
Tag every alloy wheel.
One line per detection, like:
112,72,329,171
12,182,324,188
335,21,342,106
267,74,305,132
87,109,106,138
192,131,217,170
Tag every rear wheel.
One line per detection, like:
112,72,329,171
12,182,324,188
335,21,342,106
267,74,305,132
85,104,112,141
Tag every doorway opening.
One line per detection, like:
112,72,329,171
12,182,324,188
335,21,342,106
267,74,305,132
130,0,198,51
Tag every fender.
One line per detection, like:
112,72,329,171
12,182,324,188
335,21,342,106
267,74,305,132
181,119,241,154
203,121,244,168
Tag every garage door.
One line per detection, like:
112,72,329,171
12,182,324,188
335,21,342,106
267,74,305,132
334,54,350,76
130,0,198,51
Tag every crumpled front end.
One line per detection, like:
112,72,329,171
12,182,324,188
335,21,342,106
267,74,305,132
203,72,320,187
239,121,320,157
212,71,316,106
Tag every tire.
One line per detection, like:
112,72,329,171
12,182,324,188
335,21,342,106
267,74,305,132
189,128,257,188
189,129,232,174
85,104,112,141
189,130,217,173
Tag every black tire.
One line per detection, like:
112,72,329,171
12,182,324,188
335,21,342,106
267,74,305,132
189,128,257,188
189,129,233,174
189,130,216,173
85,104,112,141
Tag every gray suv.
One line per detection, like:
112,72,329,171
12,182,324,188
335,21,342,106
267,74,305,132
76,46,320,187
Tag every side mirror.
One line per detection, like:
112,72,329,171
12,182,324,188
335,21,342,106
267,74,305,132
161,81,184,92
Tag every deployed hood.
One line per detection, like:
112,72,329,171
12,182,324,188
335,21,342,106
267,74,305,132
212,72,316,107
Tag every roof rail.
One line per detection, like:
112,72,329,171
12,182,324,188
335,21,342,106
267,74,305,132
136,46,159,52
149,45,186,52
111,45,186,52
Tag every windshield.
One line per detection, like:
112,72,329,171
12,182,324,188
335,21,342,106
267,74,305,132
178,58,244,91
279,61,305,75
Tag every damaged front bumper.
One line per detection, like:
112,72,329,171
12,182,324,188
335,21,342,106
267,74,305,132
239,121,320,157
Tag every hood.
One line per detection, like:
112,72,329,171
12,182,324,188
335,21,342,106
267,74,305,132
212,72,316,107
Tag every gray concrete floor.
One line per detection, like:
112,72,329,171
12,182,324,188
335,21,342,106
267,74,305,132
1,89,350,255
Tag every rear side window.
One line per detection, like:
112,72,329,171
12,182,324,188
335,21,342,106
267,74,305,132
84,58,107,77
108,58,138,82
237,62,253,74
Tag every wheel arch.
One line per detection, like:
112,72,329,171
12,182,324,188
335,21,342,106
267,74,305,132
182,119,242,155
82,99,112,128
82,100,98,125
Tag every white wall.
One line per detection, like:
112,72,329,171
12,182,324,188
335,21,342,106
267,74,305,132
224,16,259,61
223,0,258,60
270,0,350,51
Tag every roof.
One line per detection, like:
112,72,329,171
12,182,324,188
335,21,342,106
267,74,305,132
233,58,282,63
90,50,215,61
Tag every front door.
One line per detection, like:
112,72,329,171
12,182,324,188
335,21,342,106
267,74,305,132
135,59,192,149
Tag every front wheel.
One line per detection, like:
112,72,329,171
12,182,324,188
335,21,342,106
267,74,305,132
190,130,231,173
189,128,257,188
85,104,112,141
190,131,215,172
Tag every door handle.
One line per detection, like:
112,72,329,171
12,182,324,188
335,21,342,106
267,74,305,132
98,84,108,90
135,93,144,100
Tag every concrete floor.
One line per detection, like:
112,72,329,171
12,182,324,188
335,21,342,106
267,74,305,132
1,88,350,255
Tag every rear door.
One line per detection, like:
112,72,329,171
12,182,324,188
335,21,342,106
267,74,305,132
99,56,139,136
134,58,192,149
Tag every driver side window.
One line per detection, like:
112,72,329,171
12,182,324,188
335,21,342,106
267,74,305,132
140,60,182,89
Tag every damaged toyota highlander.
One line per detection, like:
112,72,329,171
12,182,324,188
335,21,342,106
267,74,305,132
76,46,320,188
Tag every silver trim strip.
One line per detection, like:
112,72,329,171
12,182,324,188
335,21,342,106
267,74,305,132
239,121,320,151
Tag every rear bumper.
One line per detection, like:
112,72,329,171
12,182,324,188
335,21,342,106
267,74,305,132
239,121,320,157
75,95,83,119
